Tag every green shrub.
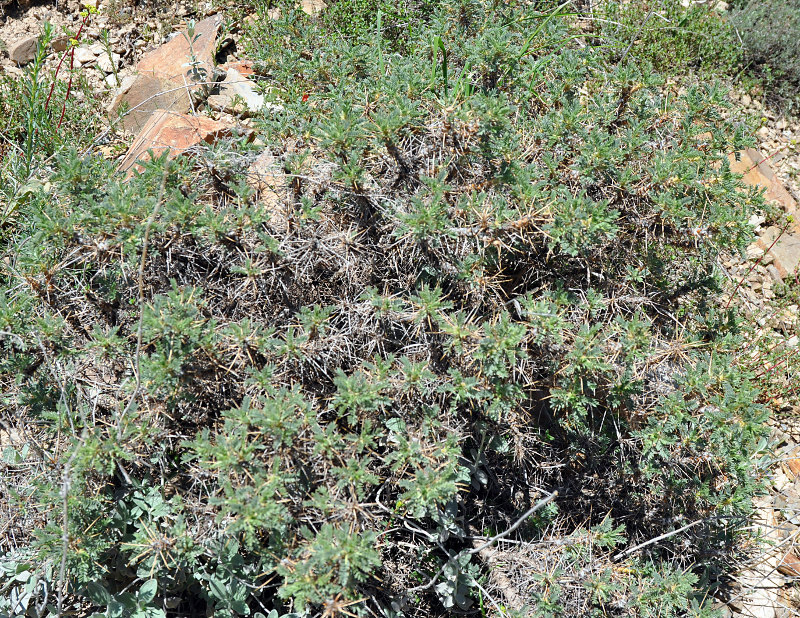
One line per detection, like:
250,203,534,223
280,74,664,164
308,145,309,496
731,0,800,112
0,21,105,228
0,1,771,617
596,0,742,77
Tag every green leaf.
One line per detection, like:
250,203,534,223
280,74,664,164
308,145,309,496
138,580,158,604
108,599,126,618
85,582,112,605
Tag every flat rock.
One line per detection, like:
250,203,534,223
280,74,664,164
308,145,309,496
74,46,97,65
97,52,121,74
300,0,326,15
51,36,69,53
110,74,192,133
247,150,287,204
730,149,799,227
137,15,221,83
758,226,800,279
9,36,39,65
219,60,256,78
777,551,800,578
108,15,222,133
118,110,241,174
207,67,265,117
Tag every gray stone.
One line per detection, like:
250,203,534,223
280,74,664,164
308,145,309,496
300,0,326,15
759,227,800,279
51,36,69,53
9,36,39,65
105,72,121,88
768,265,784,285
97,52,121,74
74,46,97,66
206,67,266,117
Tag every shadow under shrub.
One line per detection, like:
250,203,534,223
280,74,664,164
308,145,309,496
0,1,771,617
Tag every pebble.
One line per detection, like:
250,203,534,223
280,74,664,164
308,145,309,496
8,35,39,65
51,36,69,53
97,51,120,73
767,265,784,285
73,46,97,65
747,244,763,260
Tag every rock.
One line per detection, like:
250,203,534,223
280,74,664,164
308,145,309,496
300,0,326,15
758,227,800,279
730,149,799,225
778,551,800,577
784,452,800,478
767,265,784,285
74,47,97,65
747,243,763,260
758,126,771,140
247,150,287,201
108,72,190,133
742,94,752,107
118,110,248,174
112,73,138,94
206,67,266,117
137,15,220,83
772,305,799,333
219,60,256,78
109,15,222,132
97,51,121,73
9,36,39,65
51,36,69,53
714,0,729,11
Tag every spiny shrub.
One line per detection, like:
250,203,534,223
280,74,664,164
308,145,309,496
0,1,769,617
